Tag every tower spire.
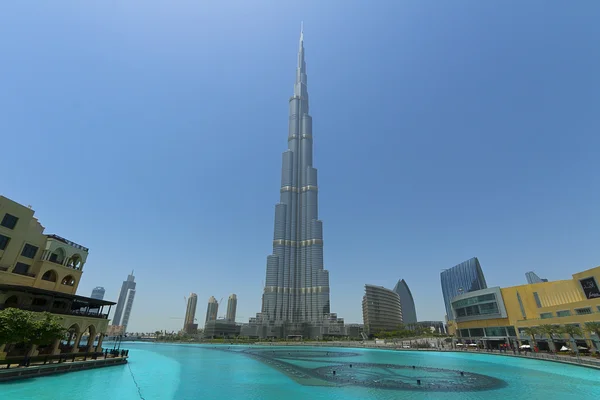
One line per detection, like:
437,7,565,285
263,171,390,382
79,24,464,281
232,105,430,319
295,22,307,96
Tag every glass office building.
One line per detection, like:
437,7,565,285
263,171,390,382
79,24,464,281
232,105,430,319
441,257,488,320
392,279,417,324
525,271,548,284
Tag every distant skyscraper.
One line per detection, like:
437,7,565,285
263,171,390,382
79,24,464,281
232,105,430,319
91,286,105,300
206,296,218,323
362,284,403,336
112,272,136,330
226,294,237,322
525,271,548,284
393,279,417,324
440,257,487,320
184,293,198,332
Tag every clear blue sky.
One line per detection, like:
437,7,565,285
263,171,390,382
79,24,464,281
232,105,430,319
1,1,599,333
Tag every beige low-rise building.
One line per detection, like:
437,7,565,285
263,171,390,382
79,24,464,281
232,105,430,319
0,195,115,359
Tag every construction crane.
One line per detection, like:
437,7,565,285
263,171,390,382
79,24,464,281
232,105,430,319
170,295,194,320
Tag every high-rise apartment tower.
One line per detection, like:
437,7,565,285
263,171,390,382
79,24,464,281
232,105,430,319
184,293,198,332
205,296,218,324
226,294,237,322
111,272,136,330
91,286,106,300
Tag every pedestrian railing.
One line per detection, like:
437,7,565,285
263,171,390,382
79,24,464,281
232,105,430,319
0,349,129,369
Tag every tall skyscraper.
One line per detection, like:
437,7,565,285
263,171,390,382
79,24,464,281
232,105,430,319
184,293,198,332
525,271,548,284
257,26,339,339
111,272,136,330
393,279,417,324
205,296,218,323
91,286,105,300
440,257,487,320
226,294,237,322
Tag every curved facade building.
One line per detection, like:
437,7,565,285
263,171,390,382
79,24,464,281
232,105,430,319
362,284,403,335
441,257,488,320
393,279,417,324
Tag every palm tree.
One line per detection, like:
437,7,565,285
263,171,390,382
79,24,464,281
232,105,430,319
560,325,583,355
539,325,559,352
522,327,540,350
584,322,600,353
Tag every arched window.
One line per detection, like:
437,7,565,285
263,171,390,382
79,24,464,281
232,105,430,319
67,254,82,270
61,275,76,286
4,295,19,307
49,248,66,264
41,270,57,282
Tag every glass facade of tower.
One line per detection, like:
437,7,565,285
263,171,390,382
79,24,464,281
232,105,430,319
393,279,417,324
91,286,105,300
242,28,345,339
525,271,548,284
441,257,487,320
259,28,331,331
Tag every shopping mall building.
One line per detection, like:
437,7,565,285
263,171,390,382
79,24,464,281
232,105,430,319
449,265,600,350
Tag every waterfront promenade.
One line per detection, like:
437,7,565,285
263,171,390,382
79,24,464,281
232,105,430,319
0,350,129,382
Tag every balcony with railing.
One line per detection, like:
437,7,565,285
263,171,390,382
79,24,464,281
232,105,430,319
0,304,109,319
46,234,89,252
0,283,115,320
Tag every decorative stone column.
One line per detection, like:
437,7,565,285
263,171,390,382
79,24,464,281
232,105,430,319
95,334,105,353
72,332,84,353
51,338,62,355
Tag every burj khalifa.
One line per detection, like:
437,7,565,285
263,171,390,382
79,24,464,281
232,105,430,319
249,26,344,339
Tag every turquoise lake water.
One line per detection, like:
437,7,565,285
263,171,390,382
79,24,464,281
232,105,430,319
2,343,599,399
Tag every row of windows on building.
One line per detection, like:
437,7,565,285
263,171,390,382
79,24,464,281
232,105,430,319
459,326,517,338
2,232,82,271
0,233,39,258
453,293,499,318
0,233,39,278
455,302,499,317
539,306,600,319
458,324,600,339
